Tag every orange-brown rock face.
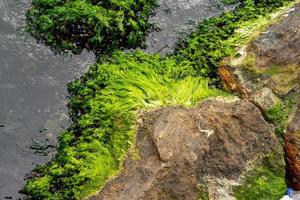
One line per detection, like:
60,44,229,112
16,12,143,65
219,64,250,99
285,107,300,190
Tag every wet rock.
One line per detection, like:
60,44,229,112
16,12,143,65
285,106,300,190
252,87,281,110
220,4,300,109
249,13,300,69
219,4,300,192
91,99,280,200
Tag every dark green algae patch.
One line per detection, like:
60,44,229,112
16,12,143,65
22,0,295,199
26,0,157,54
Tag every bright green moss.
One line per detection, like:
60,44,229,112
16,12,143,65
234,152,286,200
23,0,296,199
173,0,293,79
266,100,294,137
23,51,227,199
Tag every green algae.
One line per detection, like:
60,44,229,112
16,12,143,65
23,51,227,199
197,184,210,200
266,100,295,137
173,0,294,79
22,0,296,199
222,0,238,4
26,0,157,54
234,152,286,200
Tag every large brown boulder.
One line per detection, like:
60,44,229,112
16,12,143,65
91,99,280,200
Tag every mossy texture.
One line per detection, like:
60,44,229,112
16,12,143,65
26,0,157,54
234,152,286,200
173,0,293,79
23,51,227,199
266,100,295,137
23,0,295,199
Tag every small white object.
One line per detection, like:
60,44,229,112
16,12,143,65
280,195,293,200
197,122,214,138
293,192,300,200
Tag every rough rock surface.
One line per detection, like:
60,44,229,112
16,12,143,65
219,3,300,193
91,100,280,200
285,105,300,190
250,14,300,69
220,4,300,109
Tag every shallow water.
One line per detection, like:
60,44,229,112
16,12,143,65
0,0,94,198
146,0,236,55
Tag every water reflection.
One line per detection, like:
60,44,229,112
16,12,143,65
0,0,94,198
146,0,235,55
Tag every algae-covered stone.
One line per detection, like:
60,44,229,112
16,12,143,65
220,3,300,196
91,100,280,200
26,0,157,54
233,151,286,200
220,3,300,109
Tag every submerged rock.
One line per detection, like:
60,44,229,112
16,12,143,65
91,99,280,200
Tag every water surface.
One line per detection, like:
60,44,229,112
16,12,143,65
146,0,236,55
0,0,94,198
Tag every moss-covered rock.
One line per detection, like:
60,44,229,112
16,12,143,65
234,152,286,200
22,51,227,199
22,0,297,199
220,1,300,104
92,99,280,200
26,0,157,54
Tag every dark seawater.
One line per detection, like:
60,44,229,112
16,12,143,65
146,0,236,55
0,0,234,198
0,0,94,199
